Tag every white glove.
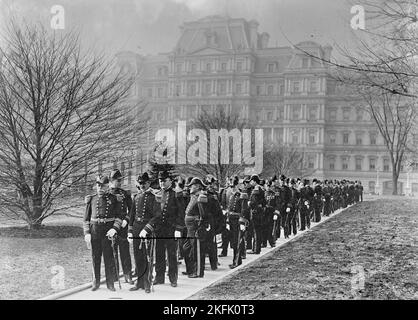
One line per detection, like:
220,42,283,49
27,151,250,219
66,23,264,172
273,215,278,221
174,230,181,238
121,220,128,228
240,224,245,231
286,207,290,213
304,201,309,206
84,234,91,249
226,224,230,231
206,225,211,232
106,228,117,238
139,229,147,238
307,205,310,209
222,210,227,216
127,233,133,244
274,210,280,215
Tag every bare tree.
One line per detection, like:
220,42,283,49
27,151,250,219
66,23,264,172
179,108,255,186
262,144,317,179
0,21,147,229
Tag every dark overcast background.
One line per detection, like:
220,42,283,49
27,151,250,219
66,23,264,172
0,0,360,56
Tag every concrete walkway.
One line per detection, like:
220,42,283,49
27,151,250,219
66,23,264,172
43,203,356,300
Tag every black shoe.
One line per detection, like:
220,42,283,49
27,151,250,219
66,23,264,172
171,282,177,287
182,271,189,275
107,284,116,291
124,274,134,285
218,253,227,257
211,266,218,271
129,284,143,291
229,264,239,269
91,282,100,291
153,279,164,285
145,288,151,293
188,274,199,278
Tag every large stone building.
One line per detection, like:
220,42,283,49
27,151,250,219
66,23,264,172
116,15,418,195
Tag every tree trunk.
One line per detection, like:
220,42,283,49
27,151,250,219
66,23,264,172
392,171,399,195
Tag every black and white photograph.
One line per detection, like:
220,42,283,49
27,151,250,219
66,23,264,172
0,0,417,307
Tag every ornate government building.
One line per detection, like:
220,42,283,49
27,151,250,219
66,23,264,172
116,15,417,195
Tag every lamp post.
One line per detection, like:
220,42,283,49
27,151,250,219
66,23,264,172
376,165,380,195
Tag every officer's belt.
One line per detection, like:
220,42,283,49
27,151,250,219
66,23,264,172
91,217,115,224
228,211,241,217
135,217,148,222
185,215,200,222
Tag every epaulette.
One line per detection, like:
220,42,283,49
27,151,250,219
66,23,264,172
198,193,208,203
84,194,95,204
240,192,248,199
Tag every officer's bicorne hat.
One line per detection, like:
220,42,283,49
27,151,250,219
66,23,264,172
186,177,207,188
290,178,296,185
250,174,260,184
96,175,109,185
109,169,123,181
205,174,217,185
158,170,172,180
312,178,318,183
137,172,150,184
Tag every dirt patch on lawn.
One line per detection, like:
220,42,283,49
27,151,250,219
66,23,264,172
189,199,418,300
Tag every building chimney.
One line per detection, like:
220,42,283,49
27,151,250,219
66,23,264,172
248,20,259,49
260,32,270,49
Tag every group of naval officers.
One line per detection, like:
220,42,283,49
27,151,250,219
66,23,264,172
83,169,364,293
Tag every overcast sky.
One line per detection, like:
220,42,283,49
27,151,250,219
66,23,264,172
0,0,361,56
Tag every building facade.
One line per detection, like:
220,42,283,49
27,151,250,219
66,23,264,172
116,15,418,195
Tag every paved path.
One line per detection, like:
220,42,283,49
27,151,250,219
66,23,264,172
48,204,356,300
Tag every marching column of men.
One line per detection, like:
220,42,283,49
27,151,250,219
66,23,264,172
83,170,364,292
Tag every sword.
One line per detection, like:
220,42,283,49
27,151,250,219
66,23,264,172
196,237,201,277
110,236,121,290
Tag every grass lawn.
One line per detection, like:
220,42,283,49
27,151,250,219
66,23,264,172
189,199,418,300
0,225,93,300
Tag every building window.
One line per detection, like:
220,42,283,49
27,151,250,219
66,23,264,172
157,87,163,98
218,81,226,95
355,158,362,171
329,133,336,144
235,83,242,94
236,61,242,72
292,81,301,93
329,109,337,121
175,85,181,96
147,88,153,97
309,132,316,144
342,157,349,170
256,85,262,95
267,111,273,120
308,106,317,121
176,64,182,74
204,82,211,95
276,107,284,120
343,108,350,120
291,106,301,120
267,85,274,96
221,62,227,71
191,64,197,73
174,107,181,119
383,159,390,172
343,133,349,144
268,63,275,72
206,63,212,72
157,67,163,76
291,132,299,144
302,57,309,68
308,155,315,169
369,158,376,171
370,133,377,145
329,158,335,170
279,84,285,95
309,80,318,92
356,134,363,145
